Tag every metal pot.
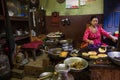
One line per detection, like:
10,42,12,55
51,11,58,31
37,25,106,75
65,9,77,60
54,63,74,80
107,51,120,65
47,48,65,60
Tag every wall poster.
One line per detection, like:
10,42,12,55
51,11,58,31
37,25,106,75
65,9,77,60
66,0,79,9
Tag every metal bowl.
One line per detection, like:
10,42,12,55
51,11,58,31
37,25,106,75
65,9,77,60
108,51,120,65
59,39,73,44
64,57,88,72
55,63,70,73
60,40,68,44
38,72,53,80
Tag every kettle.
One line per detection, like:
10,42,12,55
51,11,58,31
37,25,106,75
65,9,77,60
54,63,74,80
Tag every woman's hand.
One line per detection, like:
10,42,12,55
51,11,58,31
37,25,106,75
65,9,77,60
88,40,94,44
112,36,118,42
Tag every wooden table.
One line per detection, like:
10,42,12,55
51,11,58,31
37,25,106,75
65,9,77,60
67,57,120,80
35,52,120,80
89,59,120,80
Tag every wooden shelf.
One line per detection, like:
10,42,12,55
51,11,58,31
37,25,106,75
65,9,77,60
0,15,28,21
0,34,30,44
0,38,6,44
10,16,28,21
15,34,30,41
0,15,4,20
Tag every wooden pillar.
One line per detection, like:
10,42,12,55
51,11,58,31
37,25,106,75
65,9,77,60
2,0,15,68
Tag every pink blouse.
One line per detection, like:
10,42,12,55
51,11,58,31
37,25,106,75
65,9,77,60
83,25,110,45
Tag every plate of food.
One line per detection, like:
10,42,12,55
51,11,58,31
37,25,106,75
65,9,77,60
80,51,108,60
64,57,88,72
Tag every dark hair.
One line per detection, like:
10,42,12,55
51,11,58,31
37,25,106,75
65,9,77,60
90,16,98,21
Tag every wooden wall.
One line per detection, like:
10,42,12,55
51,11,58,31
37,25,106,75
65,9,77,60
45,14,103,47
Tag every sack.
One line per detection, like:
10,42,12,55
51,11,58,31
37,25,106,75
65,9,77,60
80,42,88,48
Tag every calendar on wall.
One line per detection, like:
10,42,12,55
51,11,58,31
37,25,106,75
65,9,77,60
66,0,96,8
66,0,79,9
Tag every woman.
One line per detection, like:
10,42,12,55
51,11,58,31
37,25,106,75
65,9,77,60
83,16,117,49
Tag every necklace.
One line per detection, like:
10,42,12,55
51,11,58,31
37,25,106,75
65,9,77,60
90,26,98,33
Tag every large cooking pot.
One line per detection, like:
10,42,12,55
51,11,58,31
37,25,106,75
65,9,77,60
47,48,66,60
107,51,120,65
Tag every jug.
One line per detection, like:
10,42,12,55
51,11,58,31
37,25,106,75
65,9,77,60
54,63,74,80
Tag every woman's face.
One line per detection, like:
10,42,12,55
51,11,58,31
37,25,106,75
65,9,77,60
90,18,98,26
